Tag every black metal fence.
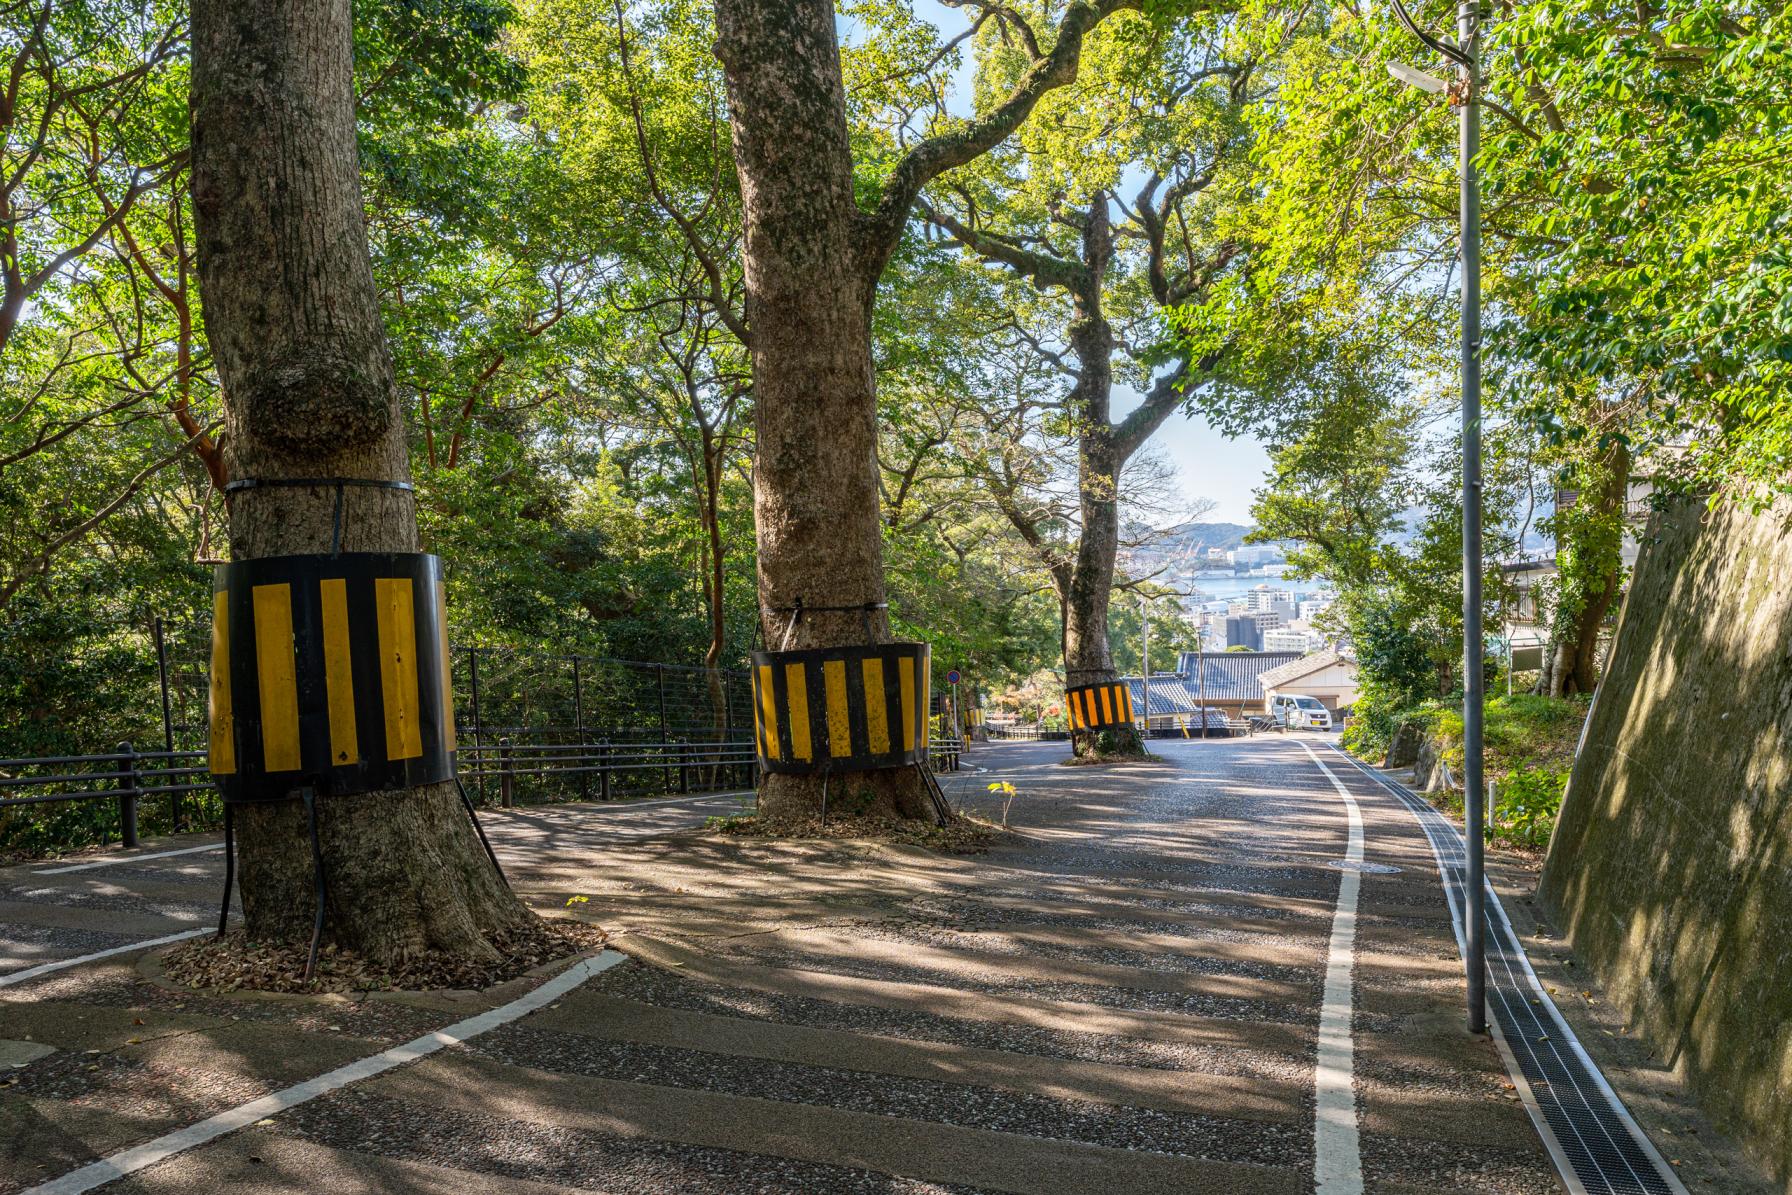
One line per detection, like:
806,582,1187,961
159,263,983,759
0,734,965,854
0,626,967,855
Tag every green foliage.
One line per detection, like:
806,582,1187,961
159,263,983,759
1492,766,1570,849
1350,692,1585,846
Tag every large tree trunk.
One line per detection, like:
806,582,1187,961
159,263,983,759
1060,207,1142,757
1544,440,1631,698
191,0,532,961
712,0,1126,813
712,0,930,822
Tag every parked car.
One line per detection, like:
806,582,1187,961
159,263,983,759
1269,694,1333,730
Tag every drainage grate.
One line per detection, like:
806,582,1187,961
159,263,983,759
1328,745,1687,1195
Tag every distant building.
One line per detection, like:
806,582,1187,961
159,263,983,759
1231,544,1285,567
1245,585,1293,612
1225,615,1262,650
1121,650,1305,726
1298,595,1335,623
1262,628,1319,654
1257,649,1361,713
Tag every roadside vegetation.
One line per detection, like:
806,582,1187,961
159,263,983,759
1347,691,1589,849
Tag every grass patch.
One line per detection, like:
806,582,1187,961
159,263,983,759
1359,693,1590,851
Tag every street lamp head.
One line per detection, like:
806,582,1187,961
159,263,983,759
1387,60,1448,94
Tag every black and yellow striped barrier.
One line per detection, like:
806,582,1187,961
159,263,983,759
209,553,456,801
749,642,931,775
1064,680,1135,731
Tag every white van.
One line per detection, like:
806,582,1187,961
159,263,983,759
1269,694,1333,730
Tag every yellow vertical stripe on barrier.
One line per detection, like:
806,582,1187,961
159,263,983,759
208,591,235,774
319,578,359,766
1121,686,1134,722
436,580,456,752
862,657,890,754
757,663,781,760
1077,689,1092,728
1099,686,1114,725
898,656,917,752
823,659,852,757
785,662,813,761
375,576,423,761
1067,694,1079,730
251,583,301,772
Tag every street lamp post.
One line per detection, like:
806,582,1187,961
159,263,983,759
1388,0,1488,1036
1140,594,1151,738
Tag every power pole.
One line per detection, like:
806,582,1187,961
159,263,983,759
1458,0,1488,1038
1386,0,1487,1040
1140,594,1151,736
1196,613,1208,736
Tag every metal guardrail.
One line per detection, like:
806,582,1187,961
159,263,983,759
0,734,969,850
0,744,212,849
986,726,1068,741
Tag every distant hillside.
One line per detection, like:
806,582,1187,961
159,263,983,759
1127,521,1255,554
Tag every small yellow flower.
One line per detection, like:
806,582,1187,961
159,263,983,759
987,781,1016,796
565,895,589,906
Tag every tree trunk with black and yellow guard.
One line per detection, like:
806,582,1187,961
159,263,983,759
190,0,533,962
711,0,1133,815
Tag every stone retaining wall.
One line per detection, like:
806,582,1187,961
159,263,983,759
1541,496,1792,1187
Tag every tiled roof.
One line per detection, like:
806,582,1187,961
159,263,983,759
1118,675,1233,724
1119,651,1303,713
1256,648,1351,690
1173,651,1303,701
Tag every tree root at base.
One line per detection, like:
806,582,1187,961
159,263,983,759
161,919,608,995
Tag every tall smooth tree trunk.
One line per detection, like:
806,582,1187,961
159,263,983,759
191,0,532,961
712,0,1128,815
712,0,930,821
1060,216,1142,758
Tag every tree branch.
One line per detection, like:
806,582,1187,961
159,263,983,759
854,0,1142,278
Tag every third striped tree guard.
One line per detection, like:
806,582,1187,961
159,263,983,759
1064,680,1135,731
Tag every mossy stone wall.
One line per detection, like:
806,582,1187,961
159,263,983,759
1541,497,1792,1186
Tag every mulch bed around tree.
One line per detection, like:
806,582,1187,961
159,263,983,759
708,811,999,854
161,918,608,995
1056,750,1173,767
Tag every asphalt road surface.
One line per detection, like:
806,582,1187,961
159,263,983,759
0,737,1580,1193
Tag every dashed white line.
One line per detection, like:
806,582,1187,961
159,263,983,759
34,844,223,875
21,948,630,1195
0,929,209,988
1300,738,1366,1195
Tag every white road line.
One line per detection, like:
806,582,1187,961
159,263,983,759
1299,738,1365,1195
34,844,223,875
22,948,629,1195
0,929,209,988
1323,743,1689,1195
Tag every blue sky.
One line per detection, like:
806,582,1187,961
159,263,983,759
896,0,1274,524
